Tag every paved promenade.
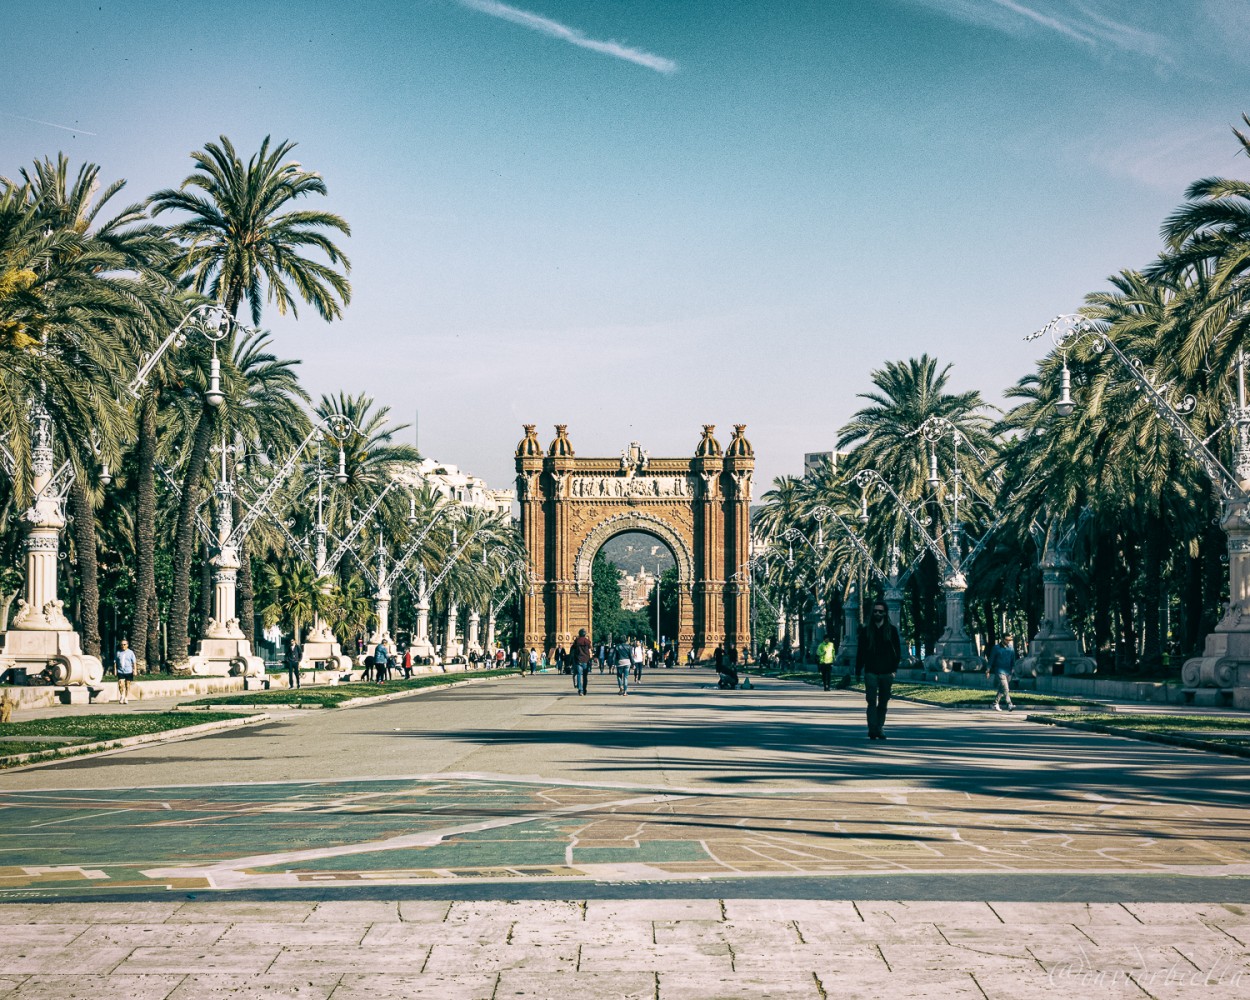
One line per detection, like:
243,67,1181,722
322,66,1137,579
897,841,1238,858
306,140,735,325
1,670,1248,997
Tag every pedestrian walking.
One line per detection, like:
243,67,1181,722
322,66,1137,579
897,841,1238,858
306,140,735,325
614,637,632,694
856,602,901,740
597,642,607,674
402,644,413,680
286,641,302,689
572,628,593,695
529,647,538,675
987,635,1017,711
114,638,135,704
817,635,835,690
374,640,390,683
631,639,645,683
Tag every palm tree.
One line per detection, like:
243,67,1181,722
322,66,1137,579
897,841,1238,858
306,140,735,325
219,331,311,644
838,356,994,655
262,559,323,646
149,136,351,666
1,156,167,655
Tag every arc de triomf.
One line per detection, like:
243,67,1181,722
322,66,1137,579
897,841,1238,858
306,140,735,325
515,423,754,659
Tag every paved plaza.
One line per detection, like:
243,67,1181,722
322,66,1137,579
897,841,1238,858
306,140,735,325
1,671,1248,997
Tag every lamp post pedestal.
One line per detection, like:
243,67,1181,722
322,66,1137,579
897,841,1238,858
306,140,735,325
834,584,859,674
466,609,482,656
367,580,392,650
186,482,264,681
409,576,436,661
299,615,353,678
444,602,462,661
485,611,497,652
1183,497,1250,706
1019,545,1095,677
0,406,102,687
923,571,985,673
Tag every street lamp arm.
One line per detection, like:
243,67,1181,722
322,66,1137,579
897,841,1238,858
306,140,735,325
852,468,953,572
911,415,1003,490
0,434,14,478
809,504,889,581
156,463,215,548
30,458,76,510
339,542,379,590
226,413,356,550
127,303,234,400
428,526,483,596
1031,314,1242,502
325,480,401,573
394,503,456,577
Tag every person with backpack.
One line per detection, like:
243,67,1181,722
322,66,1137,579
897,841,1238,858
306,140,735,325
614,637,633,695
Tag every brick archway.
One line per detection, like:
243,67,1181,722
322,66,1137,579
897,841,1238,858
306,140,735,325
515,424,754,659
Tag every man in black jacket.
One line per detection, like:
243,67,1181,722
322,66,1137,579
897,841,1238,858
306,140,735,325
855,601,901,740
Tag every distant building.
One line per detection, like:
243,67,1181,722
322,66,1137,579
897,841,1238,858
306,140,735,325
391,459,515,519
620,568,657,612
804,452,837,477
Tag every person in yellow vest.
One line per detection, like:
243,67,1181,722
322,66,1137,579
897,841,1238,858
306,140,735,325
817,636,836,690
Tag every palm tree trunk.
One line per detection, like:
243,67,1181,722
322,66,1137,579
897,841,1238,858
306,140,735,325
168,406,214,665
1093,532,1113,663
132,391,158,671
233,495,255,643
1201,521,1224,641
196,536,213,637
1115,531,1138,673
1140,516,1163,672
68,477,101,658
1183,548,1204,656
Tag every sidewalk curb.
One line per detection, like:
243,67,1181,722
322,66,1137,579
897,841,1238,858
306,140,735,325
0,712,271,770
1028,714,1250,759
182,671,521,712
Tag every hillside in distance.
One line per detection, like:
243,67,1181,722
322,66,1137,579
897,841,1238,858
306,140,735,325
598,531,676,578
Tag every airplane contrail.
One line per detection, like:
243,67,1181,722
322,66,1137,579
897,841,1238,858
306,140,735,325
1,112,98,136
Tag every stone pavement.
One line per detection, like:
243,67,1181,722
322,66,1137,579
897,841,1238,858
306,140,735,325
1,671,1248,997
0,898,1246,999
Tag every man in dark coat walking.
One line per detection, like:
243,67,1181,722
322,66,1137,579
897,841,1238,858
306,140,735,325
855,601,901,740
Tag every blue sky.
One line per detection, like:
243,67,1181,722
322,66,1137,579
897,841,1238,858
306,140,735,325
3,0,1249,491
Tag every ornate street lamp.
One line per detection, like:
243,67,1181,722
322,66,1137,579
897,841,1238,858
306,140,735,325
1032,313,1250,700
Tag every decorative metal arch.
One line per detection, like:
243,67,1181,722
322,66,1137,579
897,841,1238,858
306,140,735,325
573,511,694,592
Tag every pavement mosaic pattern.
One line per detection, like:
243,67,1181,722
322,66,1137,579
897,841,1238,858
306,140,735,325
0,898,1247,1000
3,769,1249,896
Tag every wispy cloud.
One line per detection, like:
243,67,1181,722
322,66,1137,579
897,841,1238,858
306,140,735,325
897,0,1170,62
1081,124,1241,193
452,0,678,74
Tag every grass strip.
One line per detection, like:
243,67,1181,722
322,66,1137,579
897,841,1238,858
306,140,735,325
0,711,243,740
0,711,255,769
1034,712,1250,758
181,668,521,708
763,670,1101,708
0,740,78,756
